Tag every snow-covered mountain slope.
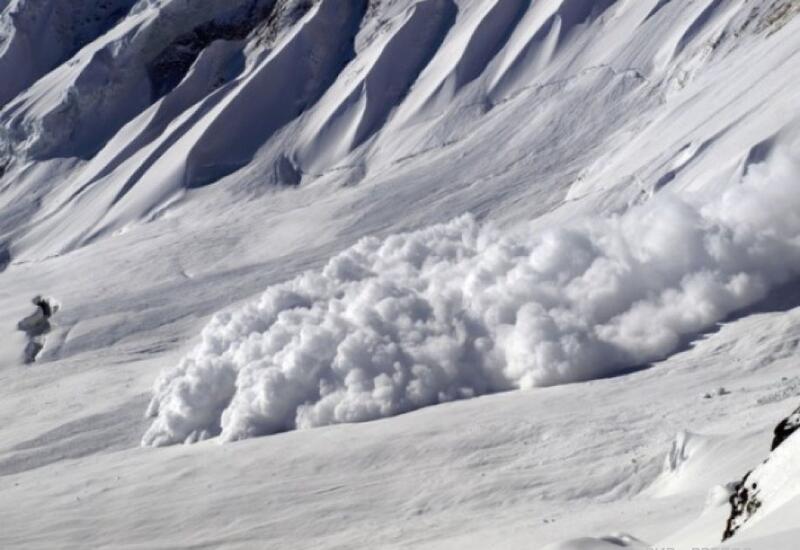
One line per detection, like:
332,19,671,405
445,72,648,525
3,0,800,259
724,403,800,540
2,0,800,548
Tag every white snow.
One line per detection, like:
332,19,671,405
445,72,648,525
145,141,800,445
2,0,800,548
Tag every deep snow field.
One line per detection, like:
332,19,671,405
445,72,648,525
2,0,800,548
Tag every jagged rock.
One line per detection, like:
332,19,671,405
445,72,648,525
772,404,800,451
147,0,278,100
723,402,800,540
723,469,760,540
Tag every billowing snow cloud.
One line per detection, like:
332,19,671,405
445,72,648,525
143,153,800,446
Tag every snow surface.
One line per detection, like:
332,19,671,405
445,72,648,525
2,0,800,548
726,424,800,538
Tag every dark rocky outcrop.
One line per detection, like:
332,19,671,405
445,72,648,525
147,0,278,100
723,469,760,540
723,401,800,540
771,404,800,451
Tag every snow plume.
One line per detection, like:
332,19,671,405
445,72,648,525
143,158,800,446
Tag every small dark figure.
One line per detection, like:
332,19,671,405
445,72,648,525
17,295,59,363
35,295,53,318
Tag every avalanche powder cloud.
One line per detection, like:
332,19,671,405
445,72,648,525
142,152,800,446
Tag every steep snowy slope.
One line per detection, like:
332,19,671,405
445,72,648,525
4,0,799,259
1,0,800,548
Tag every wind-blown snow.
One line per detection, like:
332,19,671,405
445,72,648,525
143,146,800,446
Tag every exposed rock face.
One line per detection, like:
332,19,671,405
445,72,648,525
147,0,278,100
723,469,760,540
771,404,800,451
723,402,800,540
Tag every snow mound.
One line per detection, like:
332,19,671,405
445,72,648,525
143,144,800,446
646,429,746,499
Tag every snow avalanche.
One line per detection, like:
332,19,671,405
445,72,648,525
143,147,800,446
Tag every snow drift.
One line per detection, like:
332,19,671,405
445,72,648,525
143,145,800,446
